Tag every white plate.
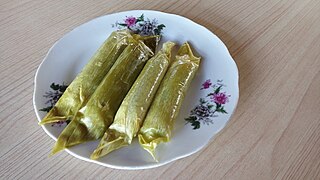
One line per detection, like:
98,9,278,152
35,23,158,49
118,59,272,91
33,10,239,170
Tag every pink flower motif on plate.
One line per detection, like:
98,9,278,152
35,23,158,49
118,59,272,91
112,14,166,36
185,79,230,129
124,16,137,27
211,92,229,104
201,79,212,89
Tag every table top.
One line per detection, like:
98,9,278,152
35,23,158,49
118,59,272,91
1,0,320,179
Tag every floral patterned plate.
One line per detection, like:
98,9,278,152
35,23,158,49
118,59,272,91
33,10,239,170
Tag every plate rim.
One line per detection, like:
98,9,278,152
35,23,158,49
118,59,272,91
33,9,239,170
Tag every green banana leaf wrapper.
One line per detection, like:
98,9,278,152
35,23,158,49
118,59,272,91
39,30,131,125
90,42,175,160
138,42,201,161
51,36,155,155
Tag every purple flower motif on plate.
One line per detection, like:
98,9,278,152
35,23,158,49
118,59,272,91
112,14,165,36
185,80,230,129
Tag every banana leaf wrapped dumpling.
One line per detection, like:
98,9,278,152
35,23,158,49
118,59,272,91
138,42,201,161
90,42,175,160
51,36,155,155
39,30,131,125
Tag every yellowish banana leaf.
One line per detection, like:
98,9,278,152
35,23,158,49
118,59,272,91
51,36,155,155
138,42,201,161
39,30,131,125
90,42,175,160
